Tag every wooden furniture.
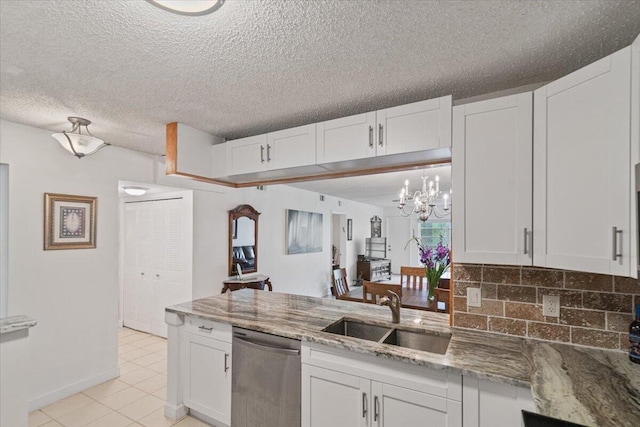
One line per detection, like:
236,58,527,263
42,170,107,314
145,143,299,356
357,259,391,282
221,274,272,294
228,204,260,276
400,266,427,290
362,281,402,304
331,268,350,299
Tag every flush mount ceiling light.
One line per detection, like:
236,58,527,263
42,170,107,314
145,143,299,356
146,0,225,16
123,186,149,196
52,117,109,159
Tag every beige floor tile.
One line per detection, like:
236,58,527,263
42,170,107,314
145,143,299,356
82,379,130,400
118,328,138,337
155,348,168,358
119,361,143,375
84,411,135,427
152,387,167,400
120,348,152,362
99,387,146,410
56,402,112,427
142,342,167,353
119,367,157,385
117,395,164,421
29,410,52,427
118,344,137,355
41,393,94,419
40,421,64,427
134,374,167,394
137,408,179,427
147,360,167,373
130,337,164,348
131,352,165,367
119,334,148,344
173,415,211,427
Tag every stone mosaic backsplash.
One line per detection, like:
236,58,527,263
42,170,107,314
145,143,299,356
452,264,640,351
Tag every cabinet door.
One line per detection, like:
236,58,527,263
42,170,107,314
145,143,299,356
452,93,533,265
316,112,377,163
226,134,268,175
462,376,535,427
534,47,631,276
182,332,231,425
267,124,317,170
302,365,369,427
377,96,452,155
372,382,461,427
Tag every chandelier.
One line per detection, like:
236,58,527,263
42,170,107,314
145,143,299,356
52,117,109,159
397,175,451,222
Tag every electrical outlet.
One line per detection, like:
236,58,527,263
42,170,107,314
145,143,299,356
467,288,481,308
543,295,560,317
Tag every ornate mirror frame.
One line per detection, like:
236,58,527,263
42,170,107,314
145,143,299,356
228,204,261,276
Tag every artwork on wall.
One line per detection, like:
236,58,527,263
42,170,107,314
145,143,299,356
286,209,323,254
44,193,97,250
347,218,353,241
370,215,382,238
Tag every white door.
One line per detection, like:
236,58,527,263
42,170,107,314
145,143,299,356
534,47,632,276
226,134,268,175
268,124,317,170
452,93,533,265
302,365,369,427
377,96,452,155
385,217,411,274
316,112,377,163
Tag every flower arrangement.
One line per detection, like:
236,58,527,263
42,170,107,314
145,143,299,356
407,236,451,300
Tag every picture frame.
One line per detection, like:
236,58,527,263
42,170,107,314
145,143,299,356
44,193,97,250
347,218,353,241
286,209,323,254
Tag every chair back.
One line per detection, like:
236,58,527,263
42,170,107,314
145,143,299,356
362,281,403,304
400,266,427,290
332,268,350,298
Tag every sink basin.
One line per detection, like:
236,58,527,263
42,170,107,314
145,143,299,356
381,329,451,354
322,319,390,342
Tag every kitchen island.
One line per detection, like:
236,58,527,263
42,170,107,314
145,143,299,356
166,290,639,427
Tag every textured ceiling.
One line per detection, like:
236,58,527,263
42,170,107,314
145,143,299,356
1,0,639,154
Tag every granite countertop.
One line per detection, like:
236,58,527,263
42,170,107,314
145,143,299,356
0,314,37,334
167,290,639,427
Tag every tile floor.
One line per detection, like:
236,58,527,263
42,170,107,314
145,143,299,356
29,328,211,427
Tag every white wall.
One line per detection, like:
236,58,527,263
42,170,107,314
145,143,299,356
0,120,155,409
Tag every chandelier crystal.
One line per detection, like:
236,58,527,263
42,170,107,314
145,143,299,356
397,175,451,222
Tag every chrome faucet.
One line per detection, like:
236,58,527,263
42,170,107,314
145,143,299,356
379,291,401,323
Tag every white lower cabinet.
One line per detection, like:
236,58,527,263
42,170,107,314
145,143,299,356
462,376,535,427
181,320,232,426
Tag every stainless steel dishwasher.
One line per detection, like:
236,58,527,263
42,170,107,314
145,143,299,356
231,327,301,427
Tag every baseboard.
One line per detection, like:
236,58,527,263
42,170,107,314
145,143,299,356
165,402,188,421
28,366,120,411
190,408,229,427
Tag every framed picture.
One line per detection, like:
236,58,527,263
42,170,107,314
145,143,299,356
44,193,97,250
286,209,323,254
347,218,353,241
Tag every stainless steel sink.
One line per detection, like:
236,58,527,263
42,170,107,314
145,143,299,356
322,319,390,342
381,329,451,354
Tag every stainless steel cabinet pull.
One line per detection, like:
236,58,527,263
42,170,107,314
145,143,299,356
378,124,383,146
523,228,529,255
260,145,265,163
362,392,367,418
374,395,380,421
267,144,272,162
369,126,374,148
198,326,213,332
612,226,623,261
224,353,229,372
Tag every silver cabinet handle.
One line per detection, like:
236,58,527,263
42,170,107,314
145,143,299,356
374,395,380,421
612,226,623,260
224,353,229,372
266,144,272,162
362,392,367,418
523,228,528,255
369,126,374,148
198,326,213,332
260,145,265,163
378,124,383,146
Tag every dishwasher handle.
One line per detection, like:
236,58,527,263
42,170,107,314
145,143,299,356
234,335,301,356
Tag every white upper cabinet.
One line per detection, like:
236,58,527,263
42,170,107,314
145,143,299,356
452,93,533,265
226,134,269,175
534,46,632,276
316,112,377,163
377,96,452,155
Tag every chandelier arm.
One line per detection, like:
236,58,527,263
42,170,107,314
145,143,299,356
83,142,111,156
62,131,82,158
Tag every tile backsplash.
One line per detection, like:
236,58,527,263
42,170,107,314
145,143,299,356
452,264,639,351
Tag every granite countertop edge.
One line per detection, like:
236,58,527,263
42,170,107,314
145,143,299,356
0,314,37,334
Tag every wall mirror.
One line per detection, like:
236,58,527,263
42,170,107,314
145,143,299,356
229,204,260,276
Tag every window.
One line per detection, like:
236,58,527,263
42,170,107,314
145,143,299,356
419,221,451,249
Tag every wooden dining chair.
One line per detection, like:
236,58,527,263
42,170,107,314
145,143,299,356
362,281,403,304
400,266,428,290
332,268,350,299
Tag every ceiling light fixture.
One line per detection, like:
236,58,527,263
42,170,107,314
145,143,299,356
123,186,149,196
397,175,451,222
146,0,225,16
52,117,109,159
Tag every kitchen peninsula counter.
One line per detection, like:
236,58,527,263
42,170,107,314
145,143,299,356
166,290,639,427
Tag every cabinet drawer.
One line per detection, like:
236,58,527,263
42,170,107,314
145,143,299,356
184,317,232,343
